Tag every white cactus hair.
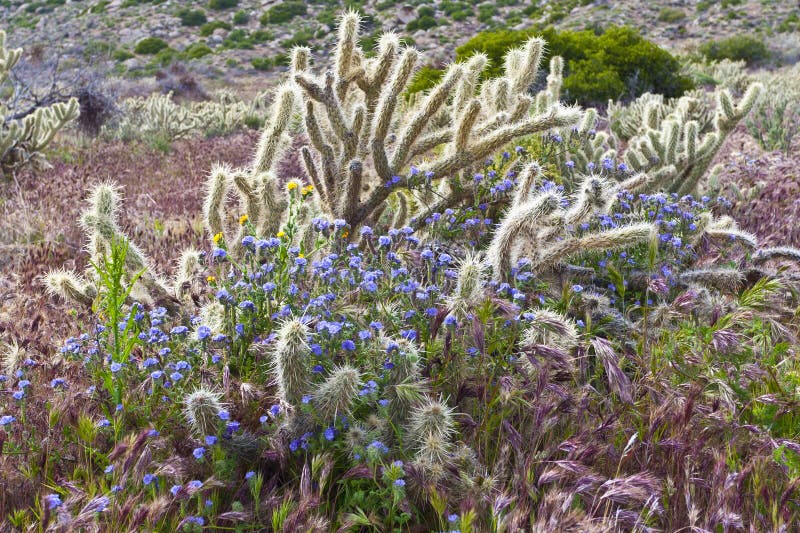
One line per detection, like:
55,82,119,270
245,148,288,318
44,181,192,312
285,15,580,231
1,339,25,376
1,30,78,174
43,269,98,307
314,365,362,421
571,81,765,196
183,388,225,437
196,301,226,337
271,317,311,408
408,396,456,466
447,251,488,321
521,309,580,352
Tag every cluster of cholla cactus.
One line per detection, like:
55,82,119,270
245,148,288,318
563,83,761,196
203,10,580,246
265,316,459,475
44,183,200,313
115,90,272,142
487,162,655,281
1,30,78,176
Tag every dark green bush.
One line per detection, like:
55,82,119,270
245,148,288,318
778,13,800,33
405,66,444,98
232,9,249,24
251,30,273,43
243,115,262,129
113,49,135,62
260,1,306,25
134,37,169,55
281,29,314,49
152,47,178,66
88,0,109,13
441,1,473,20
406,15,437,31
448,25,694,106
199,20,232,37
699,35,770,66
177,8,207,26
208,0,237,10
223,28,254,49
251,56,274,71
477,3,498,24
182,42,213,59
657,7,685,22
251,54,289,71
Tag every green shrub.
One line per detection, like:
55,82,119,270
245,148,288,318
223,28,254,49
405,66,443,98
699,35,771,66
251,54,288,71
317,6,337,27
208,0,237,10
777,13,799,32
134,37,169,55
82,40,115,59
88,0,109,13
657,7,685,22
450,26,694,106
477,3,498,24
182,42,213,59
441,1,473,20
406,15,437,31
251,56,274,71
232,9,249,24
177,8,207,27
199,20,232,37
251,30,272,43
152,47,178,66
260,1,306,25
281,29,314,49
113,49,135,62
243,115,262,129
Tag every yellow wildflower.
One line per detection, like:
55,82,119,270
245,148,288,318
239,214,249,225
277,231,286,238
206,276,216,283
287,182,298,191
213,232,223,244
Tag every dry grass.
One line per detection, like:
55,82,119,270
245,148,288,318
0,131,259,356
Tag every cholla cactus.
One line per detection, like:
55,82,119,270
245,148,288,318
521,309,579,352
446,252,488,322
43,183,196,312
1,31,78,176
201,85,299,254
314,366,361,421
408,397,456,466
117,92,200,142
201,13,579,246
568,84,762,196
183,388,225,437
271,318,311,409
287,11,579,230
487,165,656,280
116,90,273,141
